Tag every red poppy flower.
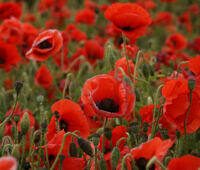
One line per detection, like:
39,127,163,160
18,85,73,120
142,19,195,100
154,11,173,26
84,40,104,65
162,79,200,134
26,29,63,62
0,2,22,20
0,40,21,72
104,3,152,41
131,137,173,169
178,12,193,32
4,78,12,91
167,155,200,170
0,17,23,45
81,74,135,118
165,33,187,51
0,156,17,170
188,56,200,76
35,64,52,89
46,99,90,141
189,37,200,54
75,8,96,26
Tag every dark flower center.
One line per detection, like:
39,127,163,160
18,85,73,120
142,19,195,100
135,157,155,170
48,155,55,165
0,58,5,64
96,98,119,113
0,49,6,64
59,119,68,132
38,40,52,49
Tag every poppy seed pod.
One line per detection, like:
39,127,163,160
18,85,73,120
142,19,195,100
77,137,93,157
20,112,30,135
14,81,23,96
188,79,196,91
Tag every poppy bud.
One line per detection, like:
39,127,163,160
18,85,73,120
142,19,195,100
92,133,100,147
0,126,5,143
36,94,44,103
188,78,196,91
14,81,23,96
14,115,20,124
99,158,107,170
111,146,120,169
142,64,149,79
104,128,112,140
33,130,41,146
11,144,20,160
69,142,78,157
77,137,93,157
20,112,30,135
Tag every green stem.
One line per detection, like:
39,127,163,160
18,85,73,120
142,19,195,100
102,118,108,157
146,156,167,170
184,91,193,135
121,153,135,170
44,133,50,169
95,147,98,170
133,50,141,92
149,84,164,140
116,137,127,148
62,73,73,99
0,95,18,128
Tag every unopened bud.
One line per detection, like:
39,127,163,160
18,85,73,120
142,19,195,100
20,112,30,135
77,137,93,157
111,146,120,169
14,81,23,96
11,144,20,160
188,78,196,91
92,133,100,147
69,142,78,157
99,158,107,170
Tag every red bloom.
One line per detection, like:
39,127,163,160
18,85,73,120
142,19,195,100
0,17,23,45
26,29,63,62
0,40,21,71
166,33,187,51
131,137,173,169
46,99,90,142
104,3,152,41
0,2,22,20
81,74,135,118
162,79,200,134
84,40,104,65
75,9,96,26
189,37,200,53
188,56,200,76
154,11,173,26
35,64,52,89
167,155,200,170
0,156,17,170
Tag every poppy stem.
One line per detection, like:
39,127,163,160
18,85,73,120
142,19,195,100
95,146,98,170
61,47,64,71
122,34,132,79
146,156,167,170
102,118,108,157
121,153,135,170
62,73,73,99
149,84,164,140
116,137,127,148
43,133,50,169
184,90,193,136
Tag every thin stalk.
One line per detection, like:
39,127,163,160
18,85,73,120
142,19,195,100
102,118,108,156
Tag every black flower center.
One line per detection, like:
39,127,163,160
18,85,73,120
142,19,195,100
135,157,155,170
38,40,52,49
48,155,55,165
0,58,5,64
96,98,119,113
59,119,68,132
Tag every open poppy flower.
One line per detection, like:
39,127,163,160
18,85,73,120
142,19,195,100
35,64,52,89
162,79,200,134
165,33,187,51
81,74,135,118
0,40,21,72
46,99,90,142
26,29,63,61
104,3,152,41
167,155,200,170
0,156,17,170
131,137,173,169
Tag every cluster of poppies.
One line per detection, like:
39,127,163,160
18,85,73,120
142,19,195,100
0,0,200,170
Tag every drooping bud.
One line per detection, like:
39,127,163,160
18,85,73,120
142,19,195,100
69,142,78,157
111,146,120,169
92,133,100,147
20,112,30,135
99,158,107,170
11,144,20,160
14,81,23,96
77,137,93,157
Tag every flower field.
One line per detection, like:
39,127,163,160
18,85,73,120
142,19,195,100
0,0,200,169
